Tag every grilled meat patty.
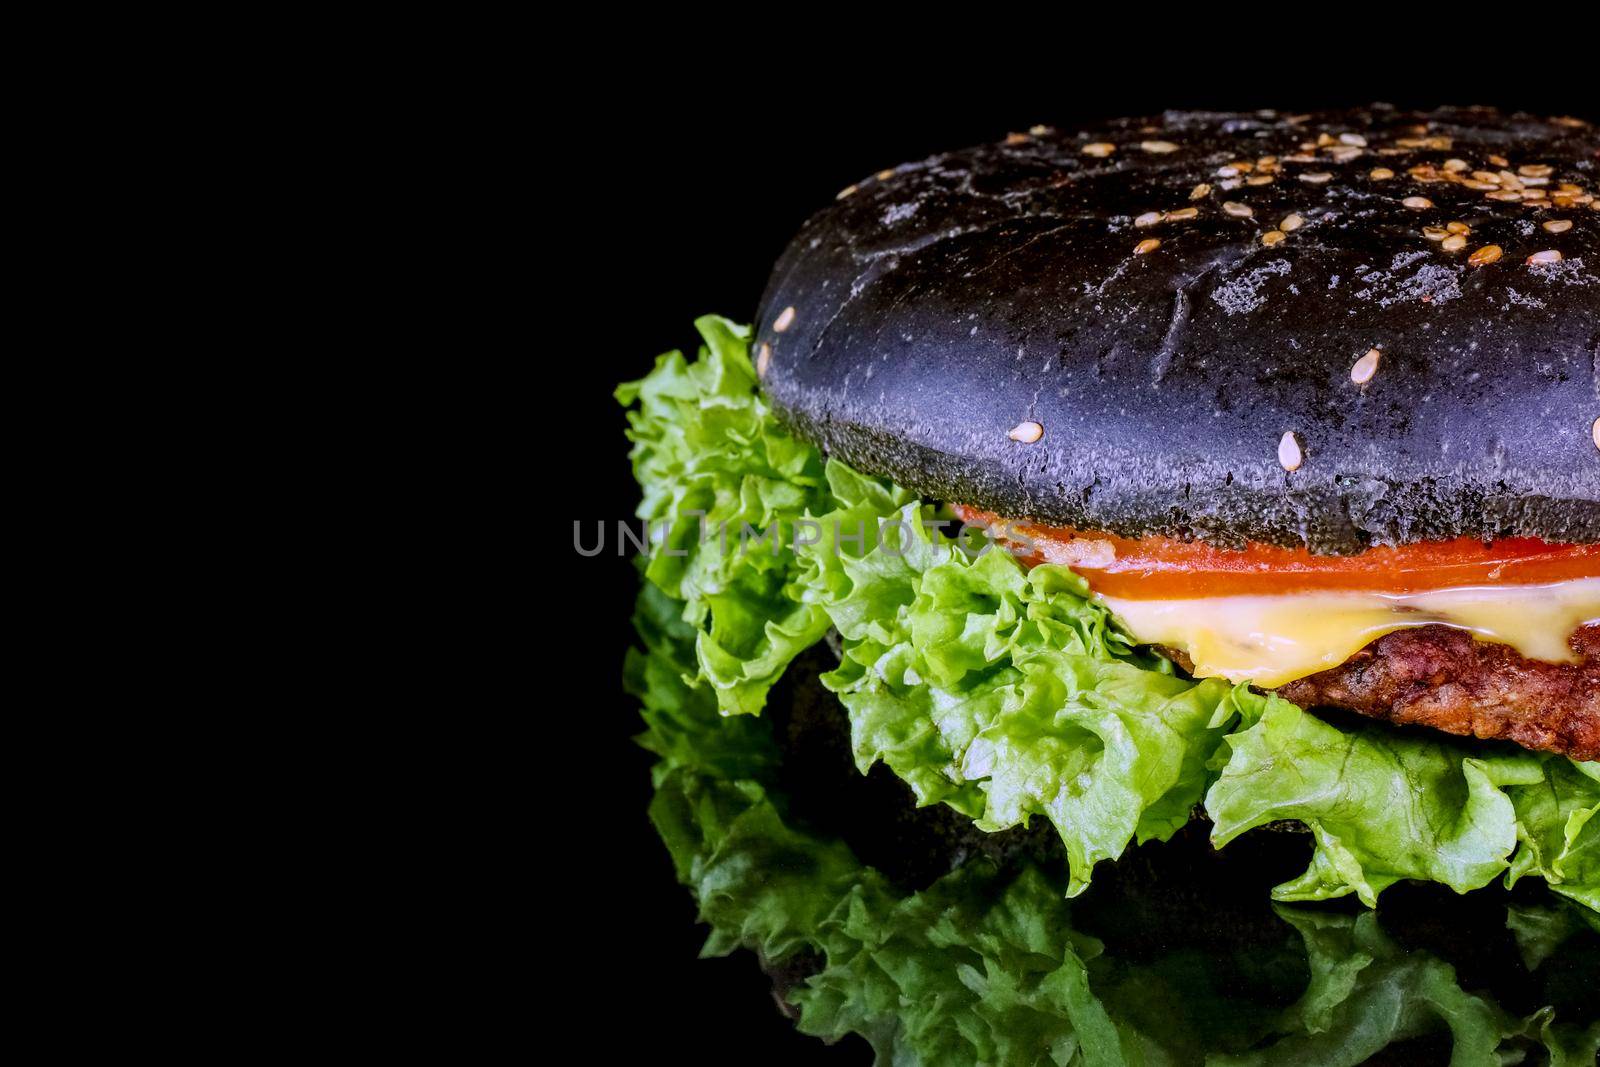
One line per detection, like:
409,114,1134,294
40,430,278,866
1275,624,1599,760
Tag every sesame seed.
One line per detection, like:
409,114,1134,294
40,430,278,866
1446,221,1471,234
836,184,858,200
1472,170,1502,185
1082,142,1116,157
1134,211,1164,227
1280,213,1305,232
1217,165,1240,178
1029,124,1051,136
1004,132,1030,145
1339,132,1367,147
1350,349,1381,386
1141,140,1179,154
1008,420,1044,444
876,169,895,181
1300,172,1333,184
757,343,772,376
1134,238,1161,256
1262,230,1286,246
1278,431,1303,472
1518,164,1554,178
1441,233,1467,252
1222,201,1253,217
773,306,796,333
1246,175,1275,186
1422,226,1449,241
1526,250,1563,265
1443,158,1469,173
1543,219,1573,233
1190,183,1212,200
1468,245,1504,267
1487,190,1523,202
1369,167,1395,180
1166,207,1199,220
1488,155,1510,168
1402,196,1433,210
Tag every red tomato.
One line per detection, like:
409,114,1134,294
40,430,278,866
951,505,1600,599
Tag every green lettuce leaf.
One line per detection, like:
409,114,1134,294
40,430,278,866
618,316,832,716
1505,899,1597,971
794,863,1129,1066
1531,1010,1600,1067
1205,690,1566,906
1211,908,1512,1067
795,480,1236,893
650,769,867,961
626,576,778,787
1504,757,1600,912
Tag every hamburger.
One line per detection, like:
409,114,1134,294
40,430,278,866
618,106,1598,1002
758,105,1599,762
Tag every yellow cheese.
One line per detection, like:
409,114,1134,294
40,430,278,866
1099,579,1600,687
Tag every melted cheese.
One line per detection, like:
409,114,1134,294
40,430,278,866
1099,579,1600,687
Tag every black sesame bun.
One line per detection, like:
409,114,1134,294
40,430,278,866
755,106,1600,553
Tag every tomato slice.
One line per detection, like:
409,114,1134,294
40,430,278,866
951,505,1600,599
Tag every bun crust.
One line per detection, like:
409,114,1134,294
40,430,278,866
755,106,1600,552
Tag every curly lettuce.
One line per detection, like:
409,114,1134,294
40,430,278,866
618,316,832,716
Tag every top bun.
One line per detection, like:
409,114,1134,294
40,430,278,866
755,105,1599,553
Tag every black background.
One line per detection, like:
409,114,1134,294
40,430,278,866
550,55,1595,1063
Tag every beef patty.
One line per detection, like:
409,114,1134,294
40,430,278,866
1274,623,1599,760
